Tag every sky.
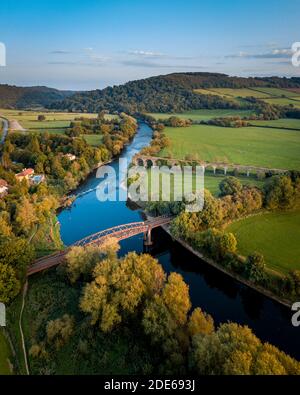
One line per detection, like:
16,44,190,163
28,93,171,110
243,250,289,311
0,0,300,90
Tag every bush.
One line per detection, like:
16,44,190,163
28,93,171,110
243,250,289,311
219,177,242,196
244,253,266,284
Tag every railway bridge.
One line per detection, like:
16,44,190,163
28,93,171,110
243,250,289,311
132,154,288,177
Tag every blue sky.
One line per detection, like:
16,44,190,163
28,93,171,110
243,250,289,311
0,0,299,90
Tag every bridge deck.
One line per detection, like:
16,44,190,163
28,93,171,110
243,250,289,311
27,217,172,276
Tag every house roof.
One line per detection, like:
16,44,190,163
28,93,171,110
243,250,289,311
0,179,8,188
16,168,34,177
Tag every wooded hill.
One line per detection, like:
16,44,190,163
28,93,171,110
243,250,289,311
2,73,300,113
48,72,300,113
0,84,73,109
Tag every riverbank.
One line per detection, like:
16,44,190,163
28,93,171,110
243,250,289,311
161,223,292,308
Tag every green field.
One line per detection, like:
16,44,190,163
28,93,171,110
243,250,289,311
227,210,300,275
249,87,300,98
204,173,263,196
263,97,300,109
0,108,98,132
143,169,264,199
250,118,300,130
82,134,103,146
148,109,253,122
35,128,68,135
0,329,12,375
0,108,111,145
159,124,300,170
207,88,270,98
19,120,71,129
194,87,300,107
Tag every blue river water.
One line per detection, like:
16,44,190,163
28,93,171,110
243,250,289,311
58,122,300,360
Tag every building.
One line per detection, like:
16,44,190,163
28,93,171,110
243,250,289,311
64,153,76,161
15,168,34,182
0,179,8,198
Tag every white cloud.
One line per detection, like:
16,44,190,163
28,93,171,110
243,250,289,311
226,47,293,59
128,50,165,58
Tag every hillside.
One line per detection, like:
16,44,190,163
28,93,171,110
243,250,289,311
2,73,300,113
0,84,74,109
48,72,300,114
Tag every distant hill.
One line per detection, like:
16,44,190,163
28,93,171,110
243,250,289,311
0,84,74,109
2,73,300,113
48,72,300,114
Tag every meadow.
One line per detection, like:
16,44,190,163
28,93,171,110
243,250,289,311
159,124,300,170
0,109,98,130
0,109,107,145
141,168,264,201
250,118,300,130
193,87,300,108
249,87,300,98
206,88,270,98
82,134,103,147
148,109,253,122
0,329,12,375
227,210,300,275
263,98,300,109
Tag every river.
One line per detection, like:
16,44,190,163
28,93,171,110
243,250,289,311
58,122,300,360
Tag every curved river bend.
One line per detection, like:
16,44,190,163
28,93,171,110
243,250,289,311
58,123,300,360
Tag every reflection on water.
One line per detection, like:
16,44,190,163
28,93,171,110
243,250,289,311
150,228,300,360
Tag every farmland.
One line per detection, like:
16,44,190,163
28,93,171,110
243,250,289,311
0,108,108,145
144,170,264,199
249,87,300,98
263,97,300,108
148,109,253,122
250,118,300,130
82,134,103,147
204,88,270,98
194,87,300,108
159,124,300,170
227,210,300,275
0,109,98,131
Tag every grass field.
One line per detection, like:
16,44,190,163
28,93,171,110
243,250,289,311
204,173,264,196
194,87,300,108
143,169,264,199
250,118,300,130
249,87,300,98
159,124,300,170
263,97,300,109
0,108,99,133
0,329,12,375
82,134,103,146
0,108,110,145
227,210,300,275
207,88,270,98
18,120,71,129
148,109,253,122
